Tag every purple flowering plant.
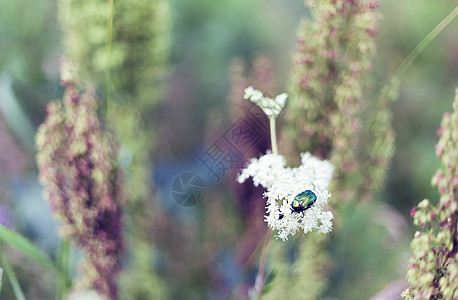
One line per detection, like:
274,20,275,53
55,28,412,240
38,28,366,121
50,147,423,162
35,60,125,300
402,90,458,299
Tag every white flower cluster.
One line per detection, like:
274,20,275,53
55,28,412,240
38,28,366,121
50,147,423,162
238,152,334,240
237,151,286,187
243,86,287,118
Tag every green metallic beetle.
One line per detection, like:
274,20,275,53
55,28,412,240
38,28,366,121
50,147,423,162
279,190,317,219
291,190,317,215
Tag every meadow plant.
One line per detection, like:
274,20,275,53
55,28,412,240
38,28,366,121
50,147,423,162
1,1,454,299
284,0,390,203
402,89,458,299
238,86,335,297
262,234,330,300
58,0,170,202
239,87,334,241
264,0,398,298
58,1,171,297
227,57,277,283
236,2,383,295
36,61,124,299
58,0,169,101
238,2,457,297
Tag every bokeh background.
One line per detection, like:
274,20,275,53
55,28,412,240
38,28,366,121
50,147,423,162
0,0,457,299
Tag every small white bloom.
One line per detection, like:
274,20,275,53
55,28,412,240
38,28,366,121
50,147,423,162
238,151,334,240
243,86,287,118
237,151,286,188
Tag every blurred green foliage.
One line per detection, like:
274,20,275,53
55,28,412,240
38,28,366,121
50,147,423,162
264,235,330,300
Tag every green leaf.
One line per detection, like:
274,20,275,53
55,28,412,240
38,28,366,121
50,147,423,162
1,253,26,300
261,269,277,296
56,240,70,300
0,225,57,271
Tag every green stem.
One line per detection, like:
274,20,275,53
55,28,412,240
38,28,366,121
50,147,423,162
252,96,280,298
269,117,278,155
371,5,457,107
391,6,457,79
251,113,279,297
56,240,70,300
1,251,25,300
0,265,3,296
105,0,114,119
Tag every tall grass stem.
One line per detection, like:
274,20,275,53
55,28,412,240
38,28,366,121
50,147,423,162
1,250,26,300
105,0,114,119
56,240,70,300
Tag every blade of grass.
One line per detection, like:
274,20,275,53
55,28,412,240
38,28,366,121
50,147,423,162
366,5,458,113
1,253,26,300
105,0,114,119
0,225,57,271
0,266,3,296
56,240,70,300
391,6,458,79
377,6,458,100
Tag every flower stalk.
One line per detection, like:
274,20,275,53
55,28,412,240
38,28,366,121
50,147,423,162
244,86,283,297
105,0,114,119
255,112,275,297
269,117,278,155
241,86,334,296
